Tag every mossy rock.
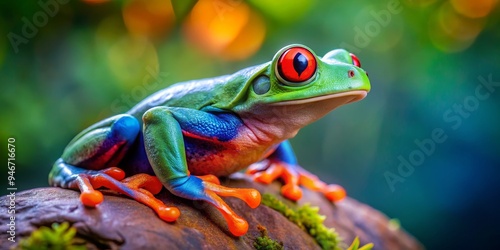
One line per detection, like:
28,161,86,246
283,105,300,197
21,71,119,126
0,174,422,249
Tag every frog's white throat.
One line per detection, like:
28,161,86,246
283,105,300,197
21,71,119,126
240,90,367,143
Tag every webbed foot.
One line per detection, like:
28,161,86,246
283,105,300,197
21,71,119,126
169,176,261,236
52,162,180,222
247,160,346,202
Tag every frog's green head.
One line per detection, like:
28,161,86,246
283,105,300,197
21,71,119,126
230,44,370,126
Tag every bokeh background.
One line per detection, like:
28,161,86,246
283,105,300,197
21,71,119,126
1,0,499,248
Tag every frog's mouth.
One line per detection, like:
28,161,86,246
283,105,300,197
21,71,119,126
270,90,367,106
242,90,368,139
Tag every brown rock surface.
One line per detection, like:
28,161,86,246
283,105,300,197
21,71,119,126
0,175,422,249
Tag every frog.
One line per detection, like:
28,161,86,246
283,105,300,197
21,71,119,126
49,44,370,236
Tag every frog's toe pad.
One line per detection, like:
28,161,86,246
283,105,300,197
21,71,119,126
245,189,261,209
225,214,248,237
324,184,346,202
157,206,181,222
80,190,103,207
281,183,302,201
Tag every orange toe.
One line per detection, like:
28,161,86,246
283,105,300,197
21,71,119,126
226,215,248,237
144,178,163,195
80,190,103,207
103,167,126,181
324,184,346,202
281,184,302,201
157,206,180,222
198,174,220,185
243,189,261,209
253,164,283,184
254,173,275,184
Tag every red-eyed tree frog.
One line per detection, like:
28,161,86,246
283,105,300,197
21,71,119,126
49,44,370,236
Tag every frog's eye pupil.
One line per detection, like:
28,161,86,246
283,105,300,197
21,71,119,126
276,47,317,86
293,53,308,77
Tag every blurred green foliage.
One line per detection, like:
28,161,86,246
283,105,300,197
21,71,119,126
17,222,85,250
1,0,499,249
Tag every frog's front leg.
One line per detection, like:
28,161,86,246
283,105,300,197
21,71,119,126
49,114,180,221
142,106,261,236
247,140,347,202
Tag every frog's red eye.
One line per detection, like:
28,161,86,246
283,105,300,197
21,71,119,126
350,53,361,67
276,47,317,86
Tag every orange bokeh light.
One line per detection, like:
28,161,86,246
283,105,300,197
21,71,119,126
428,2,486,53
122,0,176,39
183,0,266,60
222,11,266,60
438,3,485,41
450,0,498,18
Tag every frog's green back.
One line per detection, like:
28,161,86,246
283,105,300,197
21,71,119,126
127,62,269,119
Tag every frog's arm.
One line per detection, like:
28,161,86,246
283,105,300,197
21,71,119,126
248,140,347,202
142,106,260,236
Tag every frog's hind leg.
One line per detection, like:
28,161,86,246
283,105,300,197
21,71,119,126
50,114,180,221
49,115,135,201
49,114,139,188
60,114,140,170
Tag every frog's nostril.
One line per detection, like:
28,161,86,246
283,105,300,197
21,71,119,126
348,70,355,78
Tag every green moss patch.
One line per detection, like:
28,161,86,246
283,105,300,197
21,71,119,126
17,222,86,250
261,193,373,250
254,225,284,250
261,193,342,250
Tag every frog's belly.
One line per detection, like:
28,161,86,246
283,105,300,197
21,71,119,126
184,136,272,176
120,131,277,177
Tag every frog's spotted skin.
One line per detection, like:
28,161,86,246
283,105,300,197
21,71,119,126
49,44,370,236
